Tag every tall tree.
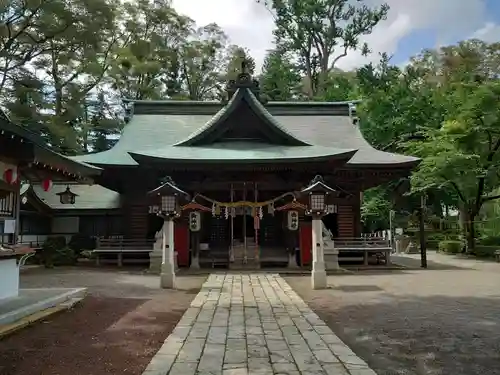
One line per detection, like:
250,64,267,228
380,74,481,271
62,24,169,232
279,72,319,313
259,48,301,101
179,23,230,100
25,0,121,151
107,0,191,101
224,45,256,81
410,79,500,253
0,0,79,97
257,0,389,97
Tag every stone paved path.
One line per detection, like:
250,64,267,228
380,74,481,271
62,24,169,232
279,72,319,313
142,274,377,375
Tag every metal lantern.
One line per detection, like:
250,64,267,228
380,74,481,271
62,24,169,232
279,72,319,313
161,195,176,213
147,176,189,218
189,211,201,232
287,210,299,231
56,186,78,204
300,175,338,216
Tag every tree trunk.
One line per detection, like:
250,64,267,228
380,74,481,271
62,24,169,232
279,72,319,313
466,212,476,254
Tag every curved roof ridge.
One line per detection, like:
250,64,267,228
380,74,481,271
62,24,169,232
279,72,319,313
174,88,310,147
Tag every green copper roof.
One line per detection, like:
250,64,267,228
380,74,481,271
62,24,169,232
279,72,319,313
72,100,419,167
22,183,120,210
176,88,309,147
130,142,356,164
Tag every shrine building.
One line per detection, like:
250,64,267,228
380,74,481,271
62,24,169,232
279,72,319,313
71,68,419,269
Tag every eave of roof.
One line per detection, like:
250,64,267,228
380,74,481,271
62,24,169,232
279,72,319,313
129,142,357,164
70,99,420,169
21,183,120,210
0,116,101,178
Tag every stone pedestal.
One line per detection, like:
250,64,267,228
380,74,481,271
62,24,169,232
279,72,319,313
311,217,327,289
287,251,298,268
149,250,162,274
149,227,163,274
160,262,176,289
190,255,200,269
160,219,176,289
325,248,339,270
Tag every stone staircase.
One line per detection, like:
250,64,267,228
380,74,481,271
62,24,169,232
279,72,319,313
230,237,260,269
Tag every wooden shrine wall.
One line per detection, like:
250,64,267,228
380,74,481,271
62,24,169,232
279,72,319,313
121,192,149,239
335,193,361,238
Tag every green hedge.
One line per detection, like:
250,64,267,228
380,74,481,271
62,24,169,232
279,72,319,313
438,240,464,254
474,246,499,258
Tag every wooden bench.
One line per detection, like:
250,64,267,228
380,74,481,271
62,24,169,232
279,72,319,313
93,238,154,266
495,250,500,263
334,238,392,265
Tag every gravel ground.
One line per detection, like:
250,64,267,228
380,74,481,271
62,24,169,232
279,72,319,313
285,253,500,375
0,267,206,375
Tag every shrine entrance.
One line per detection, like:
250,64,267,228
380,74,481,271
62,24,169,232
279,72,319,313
229,183,259,268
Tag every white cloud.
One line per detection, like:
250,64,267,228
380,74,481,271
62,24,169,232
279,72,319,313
470,22,500,43
172,0,492,72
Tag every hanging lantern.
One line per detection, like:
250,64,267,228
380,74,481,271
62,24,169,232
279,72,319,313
42,178,53,192
3,168,17,184
224,206,229,219
211,203,216,217
56,186,78,204
258,206,263,219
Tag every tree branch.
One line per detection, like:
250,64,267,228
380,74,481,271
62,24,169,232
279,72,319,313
481,194,500,203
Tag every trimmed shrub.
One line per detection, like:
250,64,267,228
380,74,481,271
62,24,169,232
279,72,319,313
474,246,499,258
40,236,67,268
68,234,96,256
478,236,500,246
438,240,463,254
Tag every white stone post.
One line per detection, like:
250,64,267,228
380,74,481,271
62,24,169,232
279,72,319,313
160,218,176,289
311,215,327,289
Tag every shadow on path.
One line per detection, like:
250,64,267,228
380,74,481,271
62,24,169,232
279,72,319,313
287,278,500,375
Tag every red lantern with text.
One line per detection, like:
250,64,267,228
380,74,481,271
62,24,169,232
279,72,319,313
3,168,17,184
42,178,53,192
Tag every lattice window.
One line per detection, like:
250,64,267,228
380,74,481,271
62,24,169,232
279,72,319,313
0,191,15,217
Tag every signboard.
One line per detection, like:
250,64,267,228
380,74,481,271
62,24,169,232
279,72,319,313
3,219,16,234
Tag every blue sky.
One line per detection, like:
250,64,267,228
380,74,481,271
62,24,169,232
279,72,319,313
172,0,500,71
392,0,500,65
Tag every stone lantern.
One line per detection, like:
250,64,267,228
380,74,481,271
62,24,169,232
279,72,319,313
301,175,338,289
147,176,189,289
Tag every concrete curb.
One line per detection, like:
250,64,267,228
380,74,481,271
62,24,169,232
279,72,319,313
0,296,84,339
0,287,87,326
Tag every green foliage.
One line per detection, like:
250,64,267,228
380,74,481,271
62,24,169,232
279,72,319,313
259,48,302,101
361,187,391,232
257,0,388,96
438,240,464,254
474,246,498,258
41,236,67,267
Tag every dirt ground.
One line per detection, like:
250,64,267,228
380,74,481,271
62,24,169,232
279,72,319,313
0,266,206,375
285,253,500,375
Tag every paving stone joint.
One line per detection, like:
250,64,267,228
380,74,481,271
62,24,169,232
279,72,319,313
142,273,378,375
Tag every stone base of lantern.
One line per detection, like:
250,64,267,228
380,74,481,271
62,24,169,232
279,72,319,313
311,261,327,290
160,263,176,289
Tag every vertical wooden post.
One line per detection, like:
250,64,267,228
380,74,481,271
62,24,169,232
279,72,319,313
420,194,427,268
243,182,247,264
230,183,234,262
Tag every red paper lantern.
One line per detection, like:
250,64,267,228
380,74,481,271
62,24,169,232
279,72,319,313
42,178,53,192
3,168,17,184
